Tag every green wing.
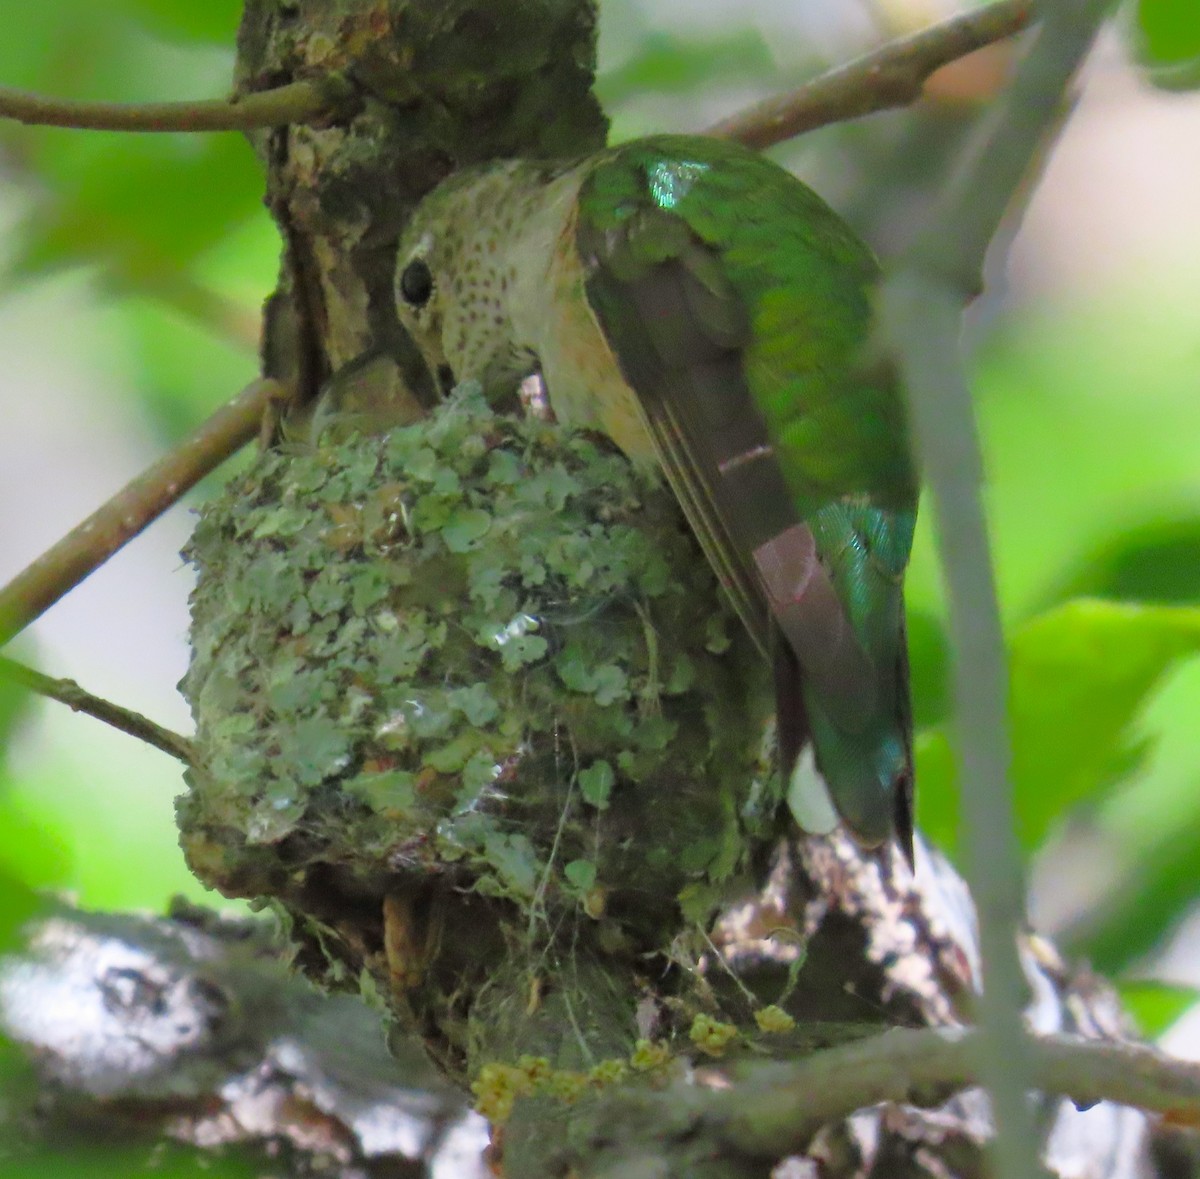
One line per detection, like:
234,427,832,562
576,135,917,853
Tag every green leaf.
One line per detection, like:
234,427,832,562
704,612,731,655
0,668,31,751
578,760,615,810
1011,601,1200,848
427,732,484,773
442,507,493,553
1135,0,1200,88
663,654,696,695
907,608,950,728
1118,980,1197,1038
912,729,957,853
120,293,260,442
344,770,416,814
1047,517,1200,606
0,797,73,896
0,5,131,95
13,134,263,282
251,504,311,540
462,751,501,795
0,1140,260,1179
483,830,540,899
564,859,597,891
447,683,500,727
280,715,352,786
590,664,629,707
916,600,1200,853
556,646,630,705
493,626,549,672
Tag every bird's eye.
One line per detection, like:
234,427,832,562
399,258,434,308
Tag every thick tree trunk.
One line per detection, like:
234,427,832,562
235,0,608,440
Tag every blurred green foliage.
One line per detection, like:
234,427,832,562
1136,0,1200,88
917,601,1200,853
1120,981,1199,1038
596,28,778,107
0,0,1199,1098
121,0,242,43
13,134,262,283
0,1142,260,1179
0,0,270,436
0,870,43,955
0,675,52,951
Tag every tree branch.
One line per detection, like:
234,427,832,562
708,0,1034,149
570,1024,1192,1175
0,655,193,763
714,1027,1200,1159
0,377,280,647
0,76,356,133
0,905,481,1173
876,3,1117,1178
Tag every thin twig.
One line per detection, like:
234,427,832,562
708,0,1034,149
876,3,1116,1178
0,76,356,133
0,655,193,764
0,377,281,647
713,1027,1200,1158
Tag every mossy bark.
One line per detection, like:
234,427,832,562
236,0,608,438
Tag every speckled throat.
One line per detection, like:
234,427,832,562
396,156,660,467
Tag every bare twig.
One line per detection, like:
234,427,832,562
0,655,193,763
0,76,356,134
0,378,281,647
876,2,1116,1178
714,1027,1200,1158
708,0,1034,149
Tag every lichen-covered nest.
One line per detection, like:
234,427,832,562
178,388,779,963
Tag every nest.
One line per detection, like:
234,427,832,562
178,389,780,1055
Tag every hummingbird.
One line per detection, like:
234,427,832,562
392,134,917,859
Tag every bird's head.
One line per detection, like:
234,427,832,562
394,163,546,403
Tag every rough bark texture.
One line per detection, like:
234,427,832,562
236,0,608,439
0,903,486,1177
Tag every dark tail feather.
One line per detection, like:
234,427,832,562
772,630,806,777
893,630,915,869
776,620,915,867
893,766,915,869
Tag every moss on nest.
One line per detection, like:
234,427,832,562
179,387,779,966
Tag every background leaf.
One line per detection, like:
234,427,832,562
598,29,777,106
12,134,263,283
917,602,1200,853
1135,0,1200,89
1119,980,1199,1038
